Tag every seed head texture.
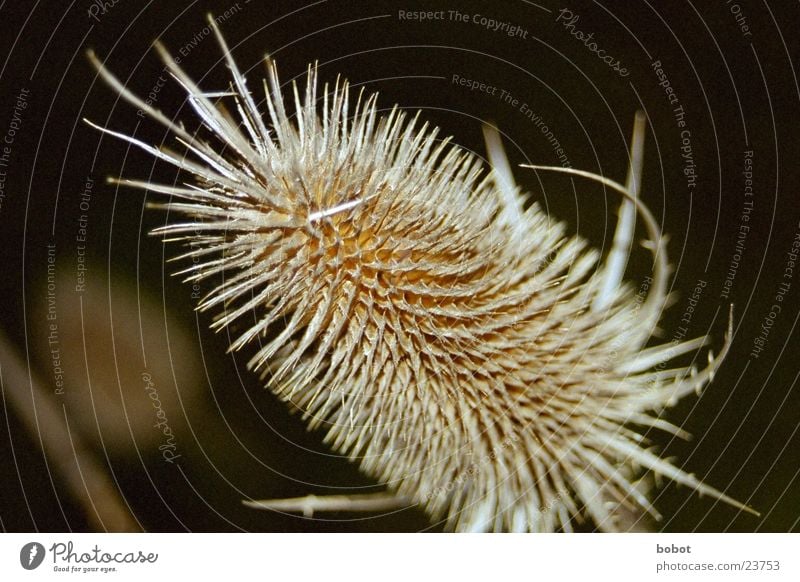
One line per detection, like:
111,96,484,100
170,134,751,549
87,16,755,532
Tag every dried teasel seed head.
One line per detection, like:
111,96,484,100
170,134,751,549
86,15,757,532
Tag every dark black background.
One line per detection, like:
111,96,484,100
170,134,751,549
0,0,798,532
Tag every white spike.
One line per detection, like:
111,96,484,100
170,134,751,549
206,13,272,157
481,124,523,230
593,111,647,311
617,336,708,374
601,435,759,517
243,492,411,517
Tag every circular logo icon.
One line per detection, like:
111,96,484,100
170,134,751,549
20,542,46,570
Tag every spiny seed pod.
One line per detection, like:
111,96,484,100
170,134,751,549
86,15,756,532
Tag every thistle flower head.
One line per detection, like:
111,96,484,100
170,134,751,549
87,15,755,531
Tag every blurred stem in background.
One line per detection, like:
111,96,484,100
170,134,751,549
0,328,139,532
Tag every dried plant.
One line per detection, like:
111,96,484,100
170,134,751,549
86,15,756,532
